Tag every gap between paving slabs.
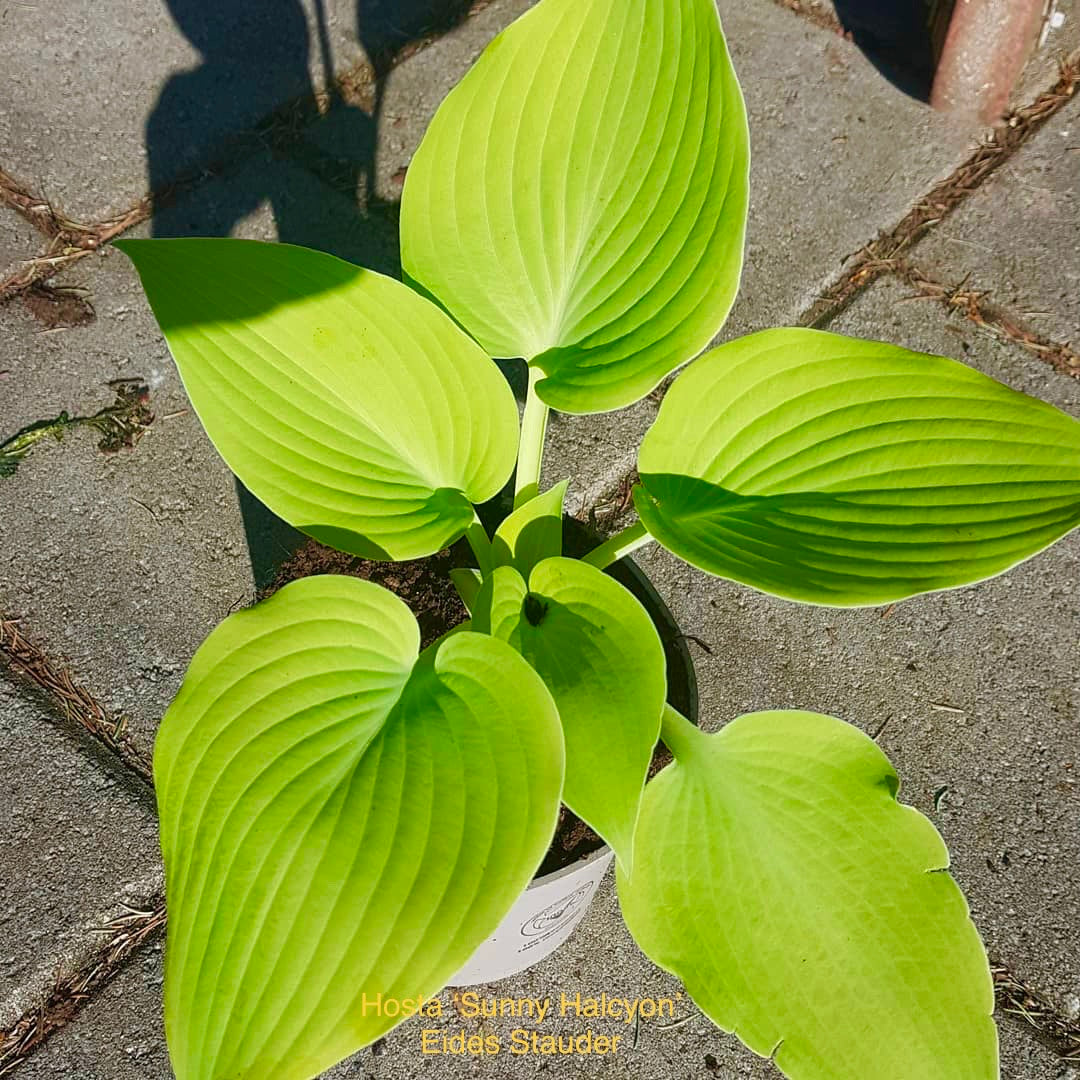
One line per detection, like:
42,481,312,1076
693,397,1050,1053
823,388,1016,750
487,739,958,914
2,0,1080,1075
0,667,162,1048
769,0,844,36
804,88,1080,384
801,48,1080,331
899,92,1080,367
862,257,1080,380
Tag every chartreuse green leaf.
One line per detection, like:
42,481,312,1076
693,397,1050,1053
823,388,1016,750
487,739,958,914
476,558,666,868
400,0,749,414
118,238,519,560
618,709,997,1080
155,575,563,1080
492,480,568,575
636,328,1080,605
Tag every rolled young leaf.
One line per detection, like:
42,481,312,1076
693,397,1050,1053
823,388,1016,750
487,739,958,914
476,558,666,868
618,710,997,1080
119,238,520,561
400,0,749,414
636,328,1080,605
448,567,484,613
491,480,568,576
156,575,564,1080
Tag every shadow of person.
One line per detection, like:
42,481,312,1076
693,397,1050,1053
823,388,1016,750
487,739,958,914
831,0,945,102
146,0,385,587
355,0,475,194
147,0,391,259
144,0,486,588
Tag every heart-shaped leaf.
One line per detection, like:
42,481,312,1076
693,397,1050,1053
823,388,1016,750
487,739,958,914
476,558,666,868
636,328,1080,605
492,480,568,576
156,575,564,1080
400,0,749,414
618,709,997,1080
119,238,519,560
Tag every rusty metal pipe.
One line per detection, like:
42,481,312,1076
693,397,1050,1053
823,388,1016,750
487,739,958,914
930,0,1050,123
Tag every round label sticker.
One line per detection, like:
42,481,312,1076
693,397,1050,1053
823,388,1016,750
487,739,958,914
519,882,596,946
448,848,614,986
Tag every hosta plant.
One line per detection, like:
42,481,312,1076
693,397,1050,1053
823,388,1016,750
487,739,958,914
118,0,1080,1078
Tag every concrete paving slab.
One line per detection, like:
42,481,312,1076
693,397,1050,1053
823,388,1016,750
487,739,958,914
0,0,365,223
0,244,256,750
0,670,161,1030
543,400,658,521
910,99,1080,351
998,1019,1077,1080
0,210,41,280
632,277,1079,1018
1014,0,1080,106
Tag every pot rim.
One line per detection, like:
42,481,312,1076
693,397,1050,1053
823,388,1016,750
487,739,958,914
527,842,614,891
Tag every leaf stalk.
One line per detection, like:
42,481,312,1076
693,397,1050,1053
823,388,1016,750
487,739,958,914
660,704,704,761
581,519,653,569
514,366,550,509
464,514,493,576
